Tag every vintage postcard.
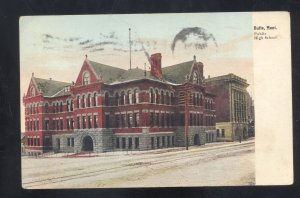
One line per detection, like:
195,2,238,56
20,12,292,188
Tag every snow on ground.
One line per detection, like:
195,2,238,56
22,139,255,188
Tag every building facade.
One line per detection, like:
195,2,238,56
23,53,217,155
205,74,252,142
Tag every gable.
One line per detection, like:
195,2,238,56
74,60,99,86
25,78,40,97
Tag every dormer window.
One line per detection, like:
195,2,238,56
83,72,90,85
30,87,35,97
193,72,199,84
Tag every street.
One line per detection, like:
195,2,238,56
22,139,255,188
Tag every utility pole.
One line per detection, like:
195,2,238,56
129,28,132,70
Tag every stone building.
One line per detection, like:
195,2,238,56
23,53,216,155
205,74,252,141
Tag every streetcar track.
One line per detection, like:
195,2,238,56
23,143,254,188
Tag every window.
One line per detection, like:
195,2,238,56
166,92,170,105
200,95,203,106
83,72,90,85
93,93,97,106
67,138,71,146
121,114,126,127
45,120,49,130
222,129,225,137
115,93,119,106
104,92,109,106
151,137,154,149
167,136,170,147
88,115,92,129
149,88,154,103
156,137,160,148
171,114,175,126
172,136,175,146
115,115,120,128
128,90,132,104
166,113,170,127
71,138,74,147
180,113,185,126
77,116,81,129
37,104,39,113
77,96,80,108
82,116,86,129
135,137,139,149
105,114,110,128
30,87,35,97
60,102,63,112
120,91,125,105
193,93,196,105
193,72,199,84
37,120,39,130
171,93,175,105
60,119,63,130
87,94,91,107
128,137,132,149
45,103,49,113
66,101,70,111
155,89,159,104
71,118,74,129
56,103,59,113
150,113,154,127
127,113,133,128
93,115,98,128
161,114,165,127
162,136,165,147
161,90,164,104
116,137,120,148
134,113,139,127
217,129,220,137
66,118,70,129
82,95,85,108
155,113,159,127
122,137,126,149
134,89,139,103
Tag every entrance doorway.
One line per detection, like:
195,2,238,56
82,136,94,151
194,134,200,145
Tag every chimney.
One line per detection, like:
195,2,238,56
150,53,162,79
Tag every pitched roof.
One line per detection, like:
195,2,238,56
33,77,71,97
87,60,125,84
162,61,194,84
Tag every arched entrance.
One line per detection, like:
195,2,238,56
194,134,200,145
56,138,60,150
82,135,94,152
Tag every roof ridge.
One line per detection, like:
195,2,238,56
33,76,71,84
88,60,126,71
163,60,194,69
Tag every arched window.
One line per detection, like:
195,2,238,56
33,104,36,114
120,91,125,105
83,72,90,85
115,92,119,106
134,89,139,104
66,100,70,111
93,93,97,106
171,92,175,105
37,104,39,113
128,90,132,104
104,92,109,106
29,104,32,114
149,88,154,103
45,103,49,113
193,72,199,84
200,94,203,106
87,94,91,107
56,102,59,113
77,96,80,108
70,100,74,111
30,87,35,97
60,101,63,112
155,89,159,104
166,92,170,105
52,103,55,113
82,95,85,108
161,90,164,104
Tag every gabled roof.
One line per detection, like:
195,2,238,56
86,60,125,84
33,77,71,97
162,61,194,84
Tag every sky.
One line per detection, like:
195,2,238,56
20,13,253,131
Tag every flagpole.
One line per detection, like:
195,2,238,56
129,28,131,70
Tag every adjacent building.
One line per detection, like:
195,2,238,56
205,74,252,141
23,53,217,155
